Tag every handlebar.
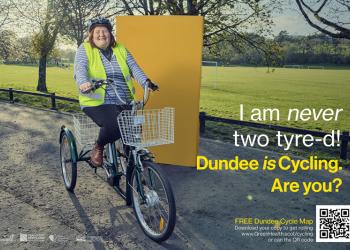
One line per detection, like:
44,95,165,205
80,79,113,94
81,79,152,110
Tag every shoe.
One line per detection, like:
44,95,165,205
90,143,104,167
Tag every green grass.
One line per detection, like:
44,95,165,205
0,64,348,162
0,64,349,132
0,64,80,111
201,66,350,132
0,64,77,98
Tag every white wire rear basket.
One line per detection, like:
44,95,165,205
117,107,175,148
73,114,100,147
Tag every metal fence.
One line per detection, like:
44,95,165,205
0,87,348,160
0,87,78,110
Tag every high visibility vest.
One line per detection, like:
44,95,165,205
79,42,135,106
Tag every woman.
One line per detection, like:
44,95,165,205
74,17,158,167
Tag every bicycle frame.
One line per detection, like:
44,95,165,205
63,80,154,203
60,80,176,242
69,139,150,203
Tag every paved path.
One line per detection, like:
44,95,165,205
1,102,350,250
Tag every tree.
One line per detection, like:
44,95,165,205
0,30,17,61
113,0,281,55
263,39,283,71
275,30,290,43
59,48,77,63
0,0,12,30
110,0,283,67
13,0,68,92
295,0,350,40
62,0,117,47
48,48,63,65
17,36,38,64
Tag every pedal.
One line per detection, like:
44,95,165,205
87,160,98,173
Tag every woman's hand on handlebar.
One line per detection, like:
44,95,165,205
80,79,112,94
79,82,92,94
146,79,159,91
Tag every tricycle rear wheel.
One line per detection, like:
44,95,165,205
60,132,77,192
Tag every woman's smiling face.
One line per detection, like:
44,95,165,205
92,26,111,49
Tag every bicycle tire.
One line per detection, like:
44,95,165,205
60,132,77,192
131,161,176,242
103,147,117,187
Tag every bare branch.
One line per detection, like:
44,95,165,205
315,0,328,13
296,0,350,39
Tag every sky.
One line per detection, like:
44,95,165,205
271,0,350,36
272,11,317,36
57,7,323,49
57,8,319,49
4,0,343,49
271,1,320,36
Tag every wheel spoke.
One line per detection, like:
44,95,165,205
156,202,169,224
131,162,174,240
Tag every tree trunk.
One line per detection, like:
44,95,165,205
37,53,48,92
77,37,83,47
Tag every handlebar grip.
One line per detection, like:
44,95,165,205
82,79,111,94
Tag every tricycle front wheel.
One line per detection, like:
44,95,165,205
131,161,176,242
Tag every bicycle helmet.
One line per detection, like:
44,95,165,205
87,17,113,32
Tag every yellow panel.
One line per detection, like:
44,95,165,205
116,16,203,167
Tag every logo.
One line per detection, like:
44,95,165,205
0,234,15,242
49,234,69,243
76,235,103,242
49,235,55,242
76,235,86,242
19,233,45,242
19,233,27,242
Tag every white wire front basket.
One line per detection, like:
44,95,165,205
73,114,99,148
117,107,175,148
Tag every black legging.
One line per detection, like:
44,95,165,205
83,104,131,146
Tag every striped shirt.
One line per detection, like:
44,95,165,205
74,44,148,106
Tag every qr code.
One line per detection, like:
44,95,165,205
316,205,350,242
